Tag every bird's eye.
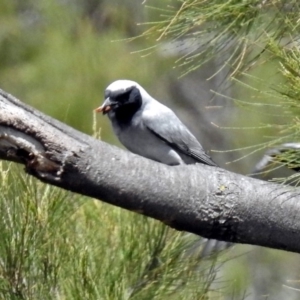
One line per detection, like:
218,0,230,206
115,88,133,103
116,93,130,103
125,86,134,93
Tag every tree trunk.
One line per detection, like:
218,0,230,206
0,89,300,253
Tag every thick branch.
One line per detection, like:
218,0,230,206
0,89,300,253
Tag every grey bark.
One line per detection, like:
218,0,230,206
0,89,300,253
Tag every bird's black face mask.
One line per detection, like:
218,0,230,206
95,86,142,123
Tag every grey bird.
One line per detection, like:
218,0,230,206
95,79,217,167
95,80,230,257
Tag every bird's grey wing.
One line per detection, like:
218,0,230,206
143,106,217,167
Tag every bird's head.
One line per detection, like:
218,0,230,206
95,80,149,120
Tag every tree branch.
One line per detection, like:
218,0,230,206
0,89,300,253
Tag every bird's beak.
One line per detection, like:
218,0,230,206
94,98,112,115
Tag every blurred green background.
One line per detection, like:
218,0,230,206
1,0,300,299
0,0,174,144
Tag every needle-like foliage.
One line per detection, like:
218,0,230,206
139,0,300,77
0,163,228,299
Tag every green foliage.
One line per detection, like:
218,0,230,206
0,163,80,299
228,36,300,177
0,1,235,299
5,0,300,299
139,0,300,76
0,163,225,299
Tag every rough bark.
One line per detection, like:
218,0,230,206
0,89,300,253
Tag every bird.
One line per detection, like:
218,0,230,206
95,80,229,257
95,79,217,167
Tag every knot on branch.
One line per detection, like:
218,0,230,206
0,127,62,181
